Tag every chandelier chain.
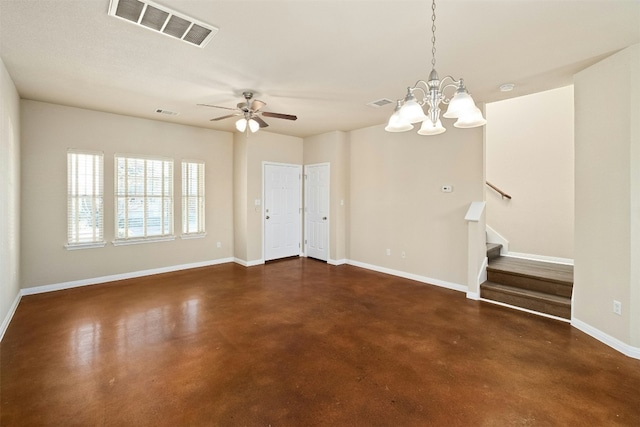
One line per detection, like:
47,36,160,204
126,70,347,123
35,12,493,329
431,0,437,69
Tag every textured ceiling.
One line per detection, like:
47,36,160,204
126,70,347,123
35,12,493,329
1,0,639,138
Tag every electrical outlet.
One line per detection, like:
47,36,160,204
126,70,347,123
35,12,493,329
386,248,391,256
216,242,222,248
613,300,622,316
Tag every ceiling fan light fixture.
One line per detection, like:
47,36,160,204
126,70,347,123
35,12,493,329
235,118,247,132
248,118,260,133
200,91,297,131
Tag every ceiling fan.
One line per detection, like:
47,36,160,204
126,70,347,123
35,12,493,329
198,91,297,133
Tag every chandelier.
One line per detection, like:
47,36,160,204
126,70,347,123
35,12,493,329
385,0,486,135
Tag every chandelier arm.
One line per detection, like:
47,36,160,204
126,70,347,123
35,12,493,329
438,75,459,86
439,82,460,103
408,85,429,105
412,80,430,90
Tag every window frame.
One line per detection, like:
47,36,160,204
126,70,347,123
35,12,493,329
181,160,206,238
66,149,105,250
113,154,175,246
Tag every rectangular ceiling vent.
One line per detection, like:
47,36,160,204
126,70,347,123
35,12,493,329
108,0,218,48
367,98,394,108
155,108,179,116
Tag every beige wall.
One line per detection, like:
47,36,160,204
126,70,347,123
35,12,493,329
303,131,350,262
486,86,574,260
20,100,234,288
0,57,20,331
574,43,640,348
233,131,303,263
349,123,484,286
233,135,248,261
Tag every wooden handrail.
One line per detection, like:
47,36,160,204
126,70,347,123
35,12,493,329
486,181,512,199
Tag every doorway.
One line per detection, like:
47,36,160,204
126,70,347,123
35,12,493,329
263,162,302,261
304,163,330,262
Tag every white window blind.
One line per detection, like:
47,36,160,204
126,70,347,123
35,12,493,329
182,161,205,236
67,150,105,249
115,155,174,244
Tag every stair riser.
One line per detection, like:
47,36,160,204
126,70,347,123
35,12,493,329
487,247,501,261
481,288,571,319
487,270,573,297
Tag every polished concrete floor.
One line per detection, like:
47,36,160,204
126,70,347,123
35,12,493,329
2,258,639,426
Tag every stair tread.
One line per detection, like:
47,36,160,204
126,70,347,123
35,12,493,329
481,281,571,306
486,243,502,251
488,257,573,285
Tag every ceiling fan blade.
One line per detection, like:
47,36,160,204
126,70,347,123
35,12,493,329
253,116,269,128
250,99,266,112
210,113,241,121
262,112,297,121
198,103,238,111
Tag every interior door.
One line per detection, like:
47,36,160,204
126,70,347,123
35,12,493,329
264,163,302,261
304,163,329,261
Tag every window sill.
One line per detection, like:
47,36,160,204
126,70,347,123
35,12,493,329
65,241,107,250
112,235,176,246
181,232,207,240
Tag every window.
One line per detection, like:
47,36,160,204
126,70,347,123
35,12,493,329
67,150,105,249
182,161,205,237
115,155,174,244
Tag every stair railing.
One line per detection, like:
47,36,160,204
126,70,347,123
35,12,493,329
486,182,512,200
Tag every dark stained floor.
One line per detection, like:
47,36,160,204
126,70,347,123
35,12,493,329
2,258,639,426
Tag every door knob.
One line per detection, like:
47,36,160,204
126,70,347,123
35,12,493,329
322,217,327,220
266,216,270,220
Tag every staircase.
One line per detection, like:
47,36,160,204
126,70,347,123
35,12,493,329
480,244,574,320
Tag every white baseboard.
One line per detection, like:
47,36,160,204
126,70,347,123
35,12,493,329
346,259,467,293
233,258,265,267
572,318,640,360
0,291,22,342
9,257,638,361
480,297,571,323
504,252,574,266
20,258,235,296
466,291,480,300
328,258,347,266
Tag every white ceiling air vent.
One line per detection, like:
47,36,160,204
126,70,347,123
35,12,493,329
367,98,394,108
155,108,178,116
108,0,218,48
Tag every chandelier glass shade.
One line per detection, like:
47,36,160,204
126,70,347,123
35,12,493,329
385,100,414,132
386,0,486,136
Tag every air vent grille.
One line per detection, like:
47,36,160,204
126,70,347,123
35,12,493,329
155,108,179,116
367,98,394,108
108,0,218,48
163,15,190,38
140,6,168,31
114,0,144,22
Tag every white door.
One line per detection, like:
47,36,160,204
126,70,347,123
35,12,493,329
304,163,330,261
264,163,302,261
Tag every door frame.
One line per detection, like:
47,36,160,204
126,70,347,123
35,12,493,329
304,162,330,261
262,161,303,262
